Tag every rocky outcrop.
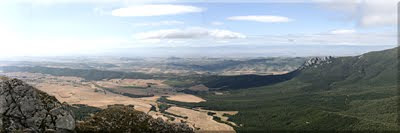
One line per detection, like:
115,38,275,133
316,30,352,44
299,56,334,70
0,78,75,132
0,78,194,132
76,105,194,133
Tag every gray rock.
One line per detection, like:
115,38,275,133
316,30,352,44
0,78,75,132
299,56,334,70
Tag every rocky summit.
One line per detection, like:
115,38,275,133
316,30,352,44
0,78,75,132
299,56,334,70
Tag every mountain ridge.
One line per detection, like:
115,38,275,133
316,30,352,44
177,47,399,131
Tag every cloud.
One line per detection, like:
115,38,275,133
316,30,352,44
255,31,395,46
10,0,323,5
10,0,180,5
209,29,246,39
330,29,356,34
211,21,224,26
227,15,292,23
134,27,246,39
111,4,203,17
358,1,397,27
133,20,184,27
318,0,397,27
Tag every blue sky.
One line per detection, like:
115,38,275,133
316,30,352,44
0,0,397,57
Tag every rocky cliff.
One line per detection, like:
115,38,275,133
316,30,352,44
0,78,75,132
0,77,194,132
298,56,334,70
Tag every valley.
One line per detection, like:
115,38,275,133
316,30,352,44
0,48,398,132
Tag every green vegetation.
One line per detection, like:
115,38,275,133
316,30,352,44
94,83,154,98
158,103,172,113
163,79,199,88
119,85,148,89
212,116,237,128
76,105,193,132
157,96,202,109
68,104,102,121
163,74,207,88
207,112,216,116
163,111,189,119
201,71,299,90
168,47,399,132
154,100,189,119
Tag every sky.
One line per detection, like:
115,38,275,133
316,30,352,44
0,0,397,57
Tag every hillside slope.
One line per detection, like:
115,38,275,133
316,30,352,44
202,71,300,90
181,47,398,132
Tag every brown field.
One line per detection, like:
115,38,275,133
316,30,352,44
36,83,154,111
107,79,169,88
166,106,236,132
3,72,237,132
95,79,175,96
166,94,206,103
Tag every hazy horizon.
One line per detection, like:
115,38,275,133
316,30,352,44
0,45,396,60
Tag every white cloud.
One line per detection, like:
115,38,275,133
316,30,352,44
330,29,356,34
318,0,398,27
134,27,246,40
211,21,224,26
9,0,179,5
133,20,184,27
9,0,324,5
254,31,395,46
227,15,292,23
209,29,246,39
112,4,203,17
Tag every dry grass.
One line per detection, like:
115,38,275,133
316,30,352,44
36,82,155,111
166,107,235,132
3,72,236,132
196,108,238,126
166,94,206,103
